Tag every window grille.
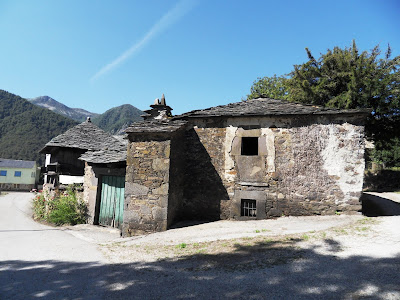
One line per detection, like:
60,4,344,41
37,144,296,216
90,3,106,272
241,199,257,217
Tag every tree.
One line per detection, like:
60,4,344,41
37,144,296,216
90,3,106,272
247,75,289,100
248,41,400,166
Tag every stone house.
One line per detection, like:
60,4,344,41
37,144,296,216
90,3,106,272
79,139,127,227
40,118,127,227
122,97,370,236
40,118,126,186
0,159,38,191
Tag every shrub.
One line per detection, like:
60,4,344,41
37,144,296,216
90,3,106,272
32,193,47,220
32,186,87,226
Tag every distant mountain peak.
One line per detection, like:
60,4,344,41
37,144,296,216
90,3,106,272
29,96,98,122
29,95,143,134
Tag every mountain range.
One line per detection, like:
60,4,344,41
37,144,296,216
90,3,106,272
0,90,78,164
29,96,144,134
29,96,99,122
0,90,144,163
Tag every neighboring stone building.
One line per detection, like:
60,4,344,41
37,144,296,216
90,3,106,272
40,118,127,228
0,159,38,191
122,97,370,236
40,118,126,186
79,141,127,227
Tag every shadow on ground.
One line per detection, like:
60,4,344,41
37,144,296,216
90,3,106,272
1,239,399,299
362,194,400,217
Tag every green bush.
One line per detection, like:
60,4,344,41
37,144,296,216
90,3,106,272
32,187,87,226
32,193,47,220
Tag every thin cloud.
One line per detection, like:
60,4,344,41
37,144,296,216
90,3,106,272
90,0,197,82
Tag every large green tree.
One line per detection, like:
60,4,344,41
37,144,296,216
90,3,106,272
248,75,289,100
248,41,400,166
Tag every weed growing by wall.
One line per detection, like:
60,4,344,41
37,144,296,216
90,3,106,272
32,186,87,226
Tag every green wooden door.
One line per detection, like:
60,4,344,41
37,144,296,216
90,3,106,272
99,176,125,228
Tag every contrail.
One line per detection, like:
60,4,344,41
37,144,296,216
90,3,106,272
90,0,197,82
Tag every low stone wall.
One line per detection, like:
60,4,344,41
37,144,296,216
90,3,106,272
0,183,35,191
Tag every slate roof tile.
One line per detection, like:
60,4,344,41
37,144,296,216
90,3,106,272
42,120,125,152
125,120,187,134
174,98,371,119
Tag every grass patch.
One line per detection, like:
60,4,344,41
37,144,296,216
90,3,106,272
176,243,187,249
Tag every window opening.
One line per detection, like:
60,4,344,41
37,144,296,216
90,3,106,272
0,170,7,176
241,199,257,217
14,171,21,177
241,137,258,155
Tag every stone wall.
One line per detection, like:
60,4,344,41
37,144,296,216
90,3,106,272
184,115,366,220
122,113,366,234
0,183,35,191
276,123,365,215
123,138,172,236
182,126,229,220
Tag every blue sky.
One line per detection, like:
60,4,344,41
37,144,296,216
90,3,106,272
1,0,399,115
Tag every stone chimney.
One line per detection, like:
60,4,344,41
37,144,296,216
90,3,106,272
142,94,173,121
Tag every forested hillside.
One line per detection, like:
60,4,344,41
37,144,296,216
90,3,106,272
0,90,78,164
92,104,143,134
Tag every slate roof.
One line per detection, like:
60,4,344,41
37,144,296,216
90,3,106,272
0,159,36,169
79,138,128,164
125,120,187,134
79,148,127,164
174,98,371,119
41,120,125,152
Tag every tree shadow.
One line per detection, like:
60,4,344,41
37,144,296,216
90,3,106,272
1,239,399,299
361,193,400,216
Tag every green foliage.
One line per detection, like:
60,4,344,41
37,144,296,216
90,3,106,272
364,168,400,192
32,193,47,220
32,187,87,226
247,40,400,166
248,75,289,100
0,90,78,164
92,104,143,134
176,243,187,249
372,137,400,167
47,189,86,225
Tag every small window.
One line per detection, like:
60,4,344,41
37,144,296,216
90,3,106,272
14,171,22,177
241,199,257,217
31,172,35,178
241,137,258,155
0,170,7,176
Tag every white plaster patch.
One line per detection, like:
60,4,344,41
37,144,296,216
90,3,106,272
321,123,364,203
250,166,262,176
261,128,276,173
224,126,238,182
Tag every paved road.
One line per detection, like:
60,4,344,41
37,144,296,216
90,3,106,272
1,192,399,300
0,192,109,299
